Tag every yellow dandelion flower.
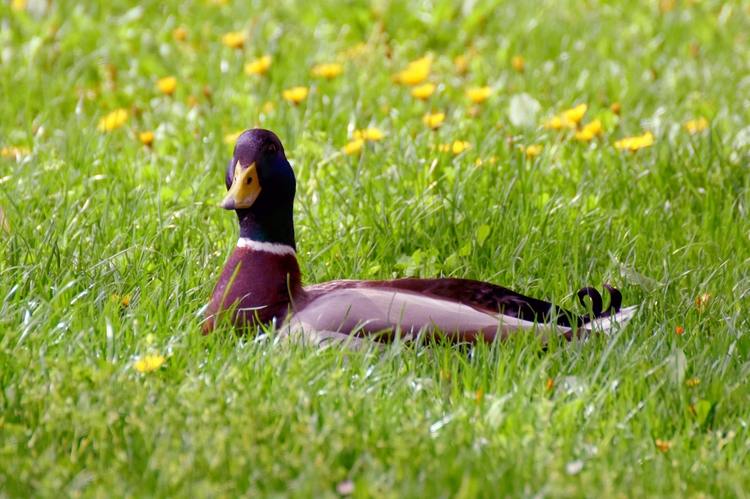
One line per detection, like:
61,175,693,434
614,132,654,152
281,86,309,104
686,378,701,387
262,101,275,113
397,67,429,85
454,55,468,75
466,86,492,104
172,26,188,42
1,146,32,159
684,117,708,134
511,55,525,73
156,76,177,96
343,138,364,155
542,116,575,131
138,131,154,147
110,294,131,307
575,119,603,141
541,117,559,130
394,56,432,85
562,103,588,125
353,127,384,142
97,109,129,132
134,354,166,373
408,56,432,69
438,143,451,153
522,144,543,158
422,112,446,129
11,0,26,12
655,439,672,452
411,83,436,100
221,30,245,49
365,128,385,141
224,130,243,145
244,55,272,76
451,140,471,155
310,62,343,80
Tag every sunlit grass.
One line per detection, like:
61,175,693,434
1,0,750,497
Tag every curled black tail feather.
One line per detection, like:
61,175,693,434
575,284,623,325
601,284,622,315
577,287,603,317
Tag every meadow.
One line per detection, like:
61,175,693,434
2,0,750,496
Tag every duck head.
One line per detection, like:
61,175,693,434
220,129,297,248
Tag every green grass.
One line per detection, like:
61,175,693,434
2,0,750,496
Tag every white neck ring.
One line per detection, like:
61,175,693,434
236,237,297,256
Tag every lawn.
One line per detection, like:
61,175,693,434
2,0,750,497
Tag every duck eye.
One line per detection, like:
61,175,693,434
268,144,277,154
246,176,253,185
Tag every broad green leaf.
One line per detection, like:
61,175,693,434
411,249,421,266
537,192,550,208
694,399,713,426
476,225,490,247
159,187,175,202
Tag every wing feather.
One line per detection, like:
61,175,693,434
304,277,581,326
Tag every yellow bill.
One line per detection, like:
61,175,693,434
220,161,261,210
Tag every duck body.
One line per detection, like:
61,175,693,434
203,129,635,343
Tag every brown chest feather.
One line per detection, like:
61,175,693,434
204,247,303,333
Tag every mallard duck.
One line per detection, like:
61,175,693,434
203,129,636,344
